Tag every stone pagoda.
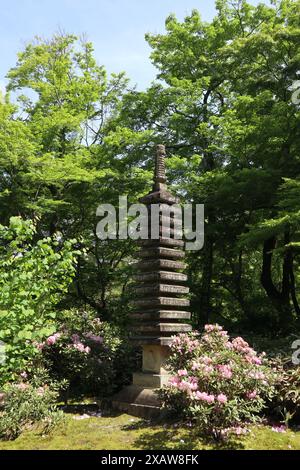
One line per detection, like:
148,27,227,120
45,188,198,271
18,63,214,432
113,144,191,418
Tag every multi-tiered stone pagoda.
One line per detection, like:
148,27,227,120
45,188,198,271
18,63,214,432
113,145,191,417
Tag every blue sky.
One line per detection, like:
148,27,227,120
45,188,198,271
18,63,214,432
1,0,266,93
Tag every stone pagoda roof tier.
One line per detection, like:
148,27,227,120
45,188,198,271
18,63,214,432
131,144,191,345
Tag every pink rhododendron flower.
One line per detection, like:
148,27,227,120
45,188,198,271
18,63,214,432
217,364,232,379
73,342,90,353
217,393,228,404
204,324,222,333
193,391,215,403
188,377,198,391
171,333,200,353
202,334,212,344
169,376,180,386
200,356,213,365
178,369,188,377
272,425,287,433
46,332,61,346
177,380,190,392
232,337,253,355
219,330,229,338
171,375,199,393
246,391,257,399
244,353,262,365
202,365,214,375
20,371,28,379
76,343,85,352
251,356,262,365
191,361,201,371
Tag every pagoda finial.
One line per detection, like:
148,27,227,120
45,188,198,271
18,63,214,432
154,144,167,191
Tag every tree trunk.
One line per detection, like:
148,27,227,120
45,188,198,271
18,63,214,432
198,234,214,326
289,257,300,317
260,235,293,328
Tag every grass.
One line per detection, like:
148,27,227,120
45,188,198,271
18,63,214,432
0,411,300,450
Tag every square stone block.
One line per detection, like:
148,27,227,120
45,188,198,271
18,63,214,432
133,372,170,388
142,344,170,374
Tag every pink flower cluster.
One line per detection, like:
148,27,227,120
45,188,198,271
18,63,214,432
202,365,214,375
192,356,214,372
171,333,200,354
192,391,228,404
217,364,232,379
203,324,229,341
232,337,263,365
232,426,249,436
71,334,91,354
36,332,61,351
169,375,198,392
217,393,228,404
167,325,271,421
169,369,229,406
193,391,215,403
35,331,92,354
46,332,61,346
14,383,48,396
204,324,223,333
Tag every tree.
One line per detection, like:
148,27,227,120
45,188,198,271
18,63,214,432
108,0,300,330
0,217,79,384
3,34,149,321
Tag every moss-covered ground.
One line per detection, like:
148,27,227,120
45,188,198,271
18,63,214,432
0,411,300,450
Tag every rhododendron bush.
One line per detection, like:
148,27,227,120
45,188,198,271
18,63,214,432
37,308,136,399
160,325,277,438
0,368,63,440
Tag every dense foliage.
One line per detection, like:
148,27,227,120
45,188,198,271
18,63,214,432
0,369,63,440
0,0,299,332
37,308,137,399
0,0,299,442
160,326,277,439
0,217,79,384
116,0,300,330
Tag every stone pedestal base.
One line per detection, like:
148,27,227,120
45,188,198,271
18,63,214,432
112,385,161,419
112,344,170,419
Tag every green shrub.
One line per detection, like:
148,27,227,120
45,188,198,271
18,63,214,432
270,362,300,424
0,369,64,440
160,325,277,440
0,217,80,385
36,308,137,399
